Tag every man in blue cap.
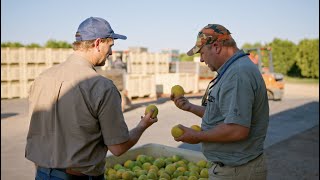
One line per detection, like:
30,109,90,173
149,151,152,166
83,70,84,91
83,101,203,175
25,17,158,179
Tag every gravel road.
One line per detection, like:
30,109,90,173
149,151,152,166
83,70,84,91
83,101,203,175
1,83,319,180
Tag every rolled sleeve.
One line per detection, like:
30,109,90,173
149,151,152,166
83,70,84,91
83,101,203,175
97,85,129,145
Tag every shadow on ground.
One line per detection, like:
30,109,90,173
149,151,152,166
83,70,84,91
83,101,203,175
123,95,203,113
1,113,18,120
265,125,319,180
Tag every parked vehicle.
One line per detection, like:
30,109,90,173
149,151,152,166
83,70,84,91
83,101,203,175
244,47,285,100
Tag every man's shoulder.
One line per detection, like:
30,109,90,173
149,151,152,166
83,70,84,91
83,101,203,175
79,74,116,90
231,57,260,75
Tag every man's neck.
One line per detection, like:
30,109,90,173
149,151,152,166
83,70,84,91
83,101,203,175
216,46,239,70
74,51,96,66
225,46,240,60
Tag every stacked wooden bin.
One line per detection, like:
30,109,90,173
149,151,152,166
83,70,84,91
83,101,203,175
124,52,170,99
1,47,202,101
1,47,73,99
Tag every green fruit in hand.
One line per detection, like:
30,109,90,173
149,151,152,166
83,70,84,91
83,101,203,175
171,85,185,98
171,125,184,138
145,104,159,118
190,125,201,132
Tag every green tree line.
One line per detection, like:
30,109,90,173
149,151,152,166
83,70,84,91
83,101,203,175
180,38,319,78
1,39,72,48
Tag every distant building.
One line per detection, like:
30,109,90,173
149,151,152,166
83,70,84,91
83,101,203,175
128,47,148,53
161,49,179,62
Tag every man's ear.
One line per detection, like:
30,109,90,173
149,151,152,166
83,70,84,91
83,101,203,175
94,38,101,52
213,42,222,54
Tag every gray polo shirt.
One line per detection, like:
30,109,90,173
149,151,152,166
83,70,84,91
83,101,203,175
201,50,269,166
25,54,129,176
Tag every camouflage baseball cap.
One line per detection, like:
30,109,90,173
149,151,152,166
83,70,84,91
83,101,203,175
187,24,231,56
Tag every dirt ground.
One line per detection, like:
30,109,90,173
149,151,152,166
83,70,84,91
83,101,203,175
1,82,319,180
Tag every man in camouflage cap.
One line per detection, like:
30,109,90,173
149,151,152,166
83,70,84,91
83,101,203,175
171,24,269,180
187,24,232,56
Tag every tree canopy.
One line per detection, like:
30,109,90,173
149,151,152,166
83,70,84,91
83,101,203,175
241,38,318,78
1,40,72,48
295,39,319,78
44,39,72,48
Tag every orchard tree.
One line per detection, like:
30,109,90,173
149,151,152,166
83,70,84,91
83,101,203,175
179,53,194,62
296,39,319,78
26,43,42,48
1,42,24,47
241,42,262,49
45,39,72,48
268,38,297,75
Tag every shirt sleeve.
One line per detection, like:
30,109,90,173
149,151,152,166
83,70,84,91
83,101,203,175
97,84,129,145
219,72,254,128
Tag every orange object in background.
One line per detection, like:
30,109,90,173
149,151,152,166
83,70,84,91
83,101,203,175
249,53,259,65
245,47,285,100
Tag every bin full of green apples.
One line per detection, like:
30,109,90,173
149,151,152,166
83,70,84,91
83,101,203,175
104,143,212,180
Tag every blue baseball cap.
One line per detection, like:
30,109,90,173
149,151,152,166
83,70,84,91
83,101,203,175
75,17,127,41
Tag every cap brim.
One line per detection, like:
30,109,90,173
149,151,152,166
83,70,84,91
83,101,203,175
186,46,200,56
111,33,127,40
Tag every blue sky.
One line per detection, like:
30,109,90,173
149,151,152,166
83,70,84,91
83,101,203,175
1,0,319,53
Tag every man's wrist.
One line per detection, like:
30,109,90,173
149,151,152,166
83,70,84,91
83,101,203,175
136,122,147,132
186,104,193,112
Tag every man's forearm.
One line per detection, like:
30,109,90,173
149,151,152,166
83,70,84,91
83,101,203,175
126,125,145,148
107,125,146,156
188,104,206,118
198,123,249,143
